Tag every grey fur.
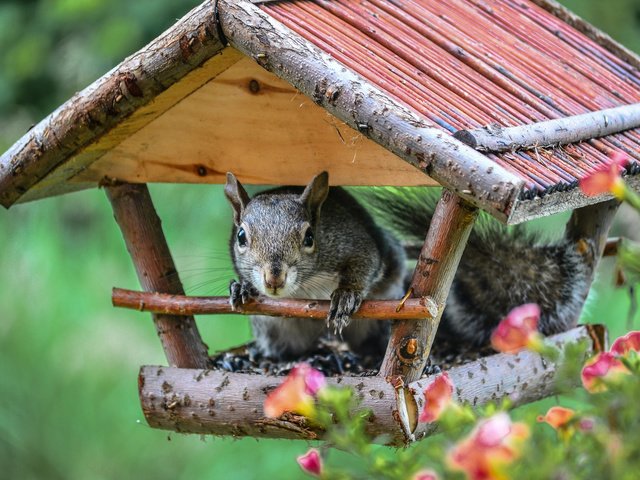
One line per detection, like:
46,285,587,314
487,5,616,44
361,188,592,346
225,172,406,360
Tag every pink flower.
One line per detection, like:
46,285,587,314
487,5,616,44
490,304,541,354
419,373,455,423
448,412,529,480
264,363,326,418
610,331,640,357
581,352,629,393
537,406,575,430
579,151,628,197
413,470,439,480
297,448,323,477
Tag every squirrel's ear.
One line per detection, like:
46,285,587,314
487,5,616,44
224,172,250,225
300,171,329,224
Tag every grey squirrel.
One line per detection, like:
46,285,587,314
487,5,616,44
225,172,591,359
225,171,406,359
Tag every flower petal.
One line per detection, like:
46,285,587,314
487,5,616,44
297,448,323,477
264,363,325,418
448,413,529,480
491,304,540,353
579,152,628,197
610,331,640,357
419,373,455,423
413,470,439,480
581,352,628,393
536,406,575,430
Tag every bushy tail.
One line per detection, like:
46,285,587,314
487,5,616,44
354,187,591,346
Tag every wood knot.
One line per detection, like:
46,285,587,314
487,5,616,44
248,79,260,94
397,337,423,364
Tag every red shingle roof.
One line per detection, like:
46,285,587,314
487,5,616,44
262,0,640,199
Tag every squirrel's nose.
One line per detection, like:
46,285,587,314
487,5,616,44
264,266,286,291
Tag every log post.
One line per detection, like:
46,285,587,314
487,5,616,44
380,190,478,385
564,199,620,311
105,182,209,368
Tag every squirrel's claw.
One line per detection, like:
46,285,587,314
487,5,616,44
328,288,363,335
229,279,259,309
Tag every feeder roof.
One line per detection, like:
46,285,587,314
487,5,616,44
1,0,640,223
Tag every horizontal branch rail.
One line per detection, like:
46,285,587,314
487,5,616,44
454,103,640,152
112,288,438,320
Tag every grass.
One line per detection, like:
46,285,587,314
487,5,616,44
0,183,638,479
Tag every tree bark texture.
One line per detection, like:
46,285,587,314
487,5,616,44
454,103,640,153
106,183,209,368
216,0,524,222
380,191,478,388
112,288,439,320
0,0,226,208
138,325,604,445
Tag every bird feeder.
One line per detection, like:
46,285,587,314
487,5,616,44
1,0,637,445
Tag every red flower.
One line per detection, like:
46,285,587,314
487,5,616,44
581,352,629,393
448,412,529,480
490,304,541,354
419,373,455,423
610,331,640,357
413,470,439,480
297,448,323,477
537,406,575,430
579,151,628,197
264,363,326,418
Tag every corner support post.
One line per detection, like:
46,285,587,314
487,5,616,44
105,182,210,368
564,199,620,314
380,190,478,385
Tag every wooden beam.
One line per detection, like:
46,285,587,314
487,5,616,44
0,0,229,208
217,0,524,221
454,103,640,153
111,288,439,320
105,182,209,369
380,190,478,387
138,325,604,444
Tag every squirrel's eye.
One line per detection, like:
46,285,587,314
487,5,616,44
303,227,314,248
237,227,248,247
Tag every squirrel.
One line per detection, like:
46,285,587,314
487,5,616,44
361,187,592,347
225,171,406,359
225,172,592,360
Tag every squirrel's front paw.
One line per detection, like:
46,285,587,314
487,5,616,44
328,288,363,335
229,279,259,309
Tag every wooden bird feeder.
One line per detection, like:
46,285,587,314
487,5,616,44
2,0,639,445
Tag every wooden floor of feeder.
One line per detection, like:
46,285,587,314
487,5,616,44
138,324,606,445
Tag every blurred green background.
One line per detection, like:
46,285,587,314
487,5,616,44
0,0,639,478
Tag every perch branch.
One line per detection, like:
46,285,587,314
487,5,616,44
138,325,604,445
453,103,640,152
106,182,209,369
112,288,439,320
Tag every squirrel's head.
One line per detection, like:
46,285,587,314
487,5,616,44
224,171,329,297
